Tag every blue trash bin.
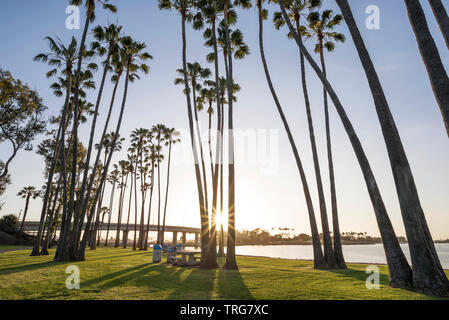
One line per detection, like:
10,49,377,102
167,246,176,263
153,245,163,263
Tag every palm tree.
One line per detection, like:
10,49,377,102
303,8,346,268
278,0,414,286
65,0,116,262
123,157,136,248
151,124,167,245
72,23,122,255
336,0,449,296
159,0,211,268
32,36,82,257
143,137,157,250
115,160,130,247
257,0,326,268
130,128,150,249
17,186,40,238
105,165,119,246
222,0,242,270
404,0,449,138
77,36,151,260
194,0,231,269
161,128,181,244
428,0,449,49
273,0,341,268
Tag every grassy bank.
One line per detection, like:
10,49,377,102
0,246,447,300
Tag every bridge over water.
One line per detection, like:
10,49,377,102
22,221,201,246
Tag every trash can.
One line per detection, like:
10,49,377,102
153,245,162,263
177,243,183,251
167,246,176,263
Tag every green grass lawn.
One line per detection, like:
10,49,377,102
0,246,447,300
0,245,31,251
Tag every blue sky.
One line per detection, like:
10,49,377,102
0,0,448,239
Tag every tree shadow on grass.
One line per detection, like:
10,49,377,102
327,267,390,286
0,260,67,275
167,268,218,300
215,268,254,300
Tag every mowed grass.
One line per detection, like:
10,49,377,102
0,245,31,251
0,246,447,300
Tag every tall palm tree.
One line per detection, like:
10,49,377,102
65,0,116,262
337,0,449,296
404,0,449,138
115,160,130,247
161,128,181,244
257,0,326,268
143,145,156,250
274,0,341,268
159,0,211,268
130,128,150,249
194,0,234,269
105,165,119,246
222,0,241,270
278,0,414,286
306,7,346,268
152,124,167,245
32,36,82,257
428,0,449,49
17,186,40,238
72,23,122,255
123,157,135,248
77,36,151,260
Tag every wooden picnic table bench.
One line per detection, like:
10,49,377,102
176,250,201,266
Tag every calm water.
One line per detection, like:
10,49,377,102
236,243,449,269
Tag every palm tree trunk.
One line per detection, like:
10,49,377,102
279,0,413,286
405,0,449,138
76,74,123,253
18,195,31,239
337,0,449,295
77,66,131,261
258,2,326,269
66,5,94,260
428,0,449,49
223,0,237,270
123,171,134,248
161,142,173,245
180,13,210,267
42,176,62,254
133,165,138,250
204,16,222,270
157,139,162,245
144,163,155,250
72,49,113,254
104,181,116,246
115,174,127,247
53,70,72,262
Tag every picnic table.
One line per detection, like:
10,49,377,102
176,250,201,266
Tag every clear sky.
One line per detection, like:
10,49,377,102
0,0,448,239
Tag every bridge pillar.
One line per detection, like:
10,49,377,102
194,232,199,249
182,232,186,246
173,231,178,244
